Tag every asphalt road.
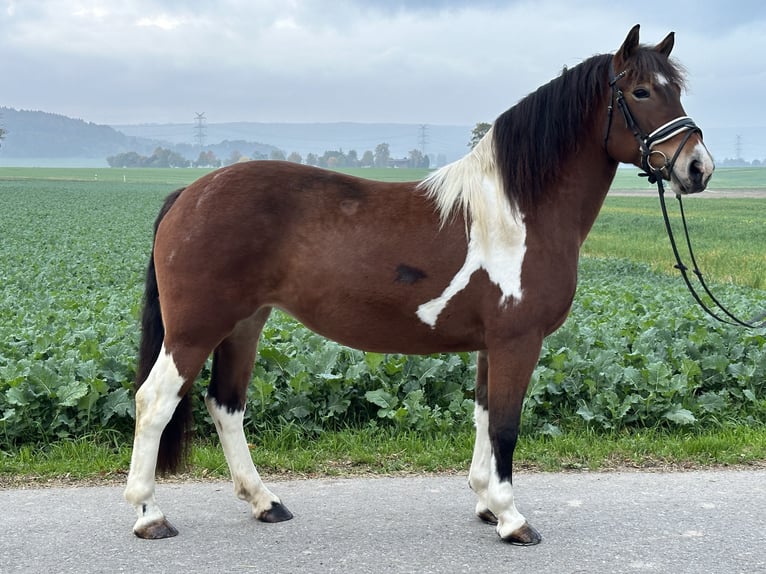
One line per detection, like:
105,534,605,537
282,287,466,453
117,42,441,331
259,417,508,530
2,469,764,574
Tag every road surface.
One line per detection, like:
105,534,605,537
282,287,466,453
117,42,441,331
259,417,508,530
2,469,764,573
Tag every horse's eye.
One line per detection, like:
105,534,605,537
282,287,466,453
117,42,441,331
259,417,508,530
633,87,651,100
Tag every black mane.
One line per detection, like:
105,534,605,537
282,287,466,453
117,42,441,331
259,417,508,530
493,49,686,213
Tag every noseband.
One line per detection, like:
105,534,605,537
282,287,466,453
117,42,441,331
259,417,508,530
604,64,701,184
603,62,765,329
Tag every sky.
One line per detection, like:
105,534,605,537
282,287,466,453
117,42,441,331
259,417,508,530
2,0,766,136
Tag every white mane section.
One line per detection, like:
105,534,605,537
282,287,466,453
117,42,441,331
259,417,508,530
417,126,518,246
415,126,528,328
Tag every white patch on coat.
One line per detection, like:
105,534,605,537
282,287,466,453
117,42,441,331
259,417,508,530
468,404,492,517
124,345,186,532
417,133,526,327
655,72,669,86
205,396,282,517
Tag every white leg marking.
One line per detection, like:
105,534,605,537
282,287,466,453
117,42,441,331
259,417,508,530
205,395,281,518
468,404,493,518
487,455,527,539
124,345,186,532
417,174,526,327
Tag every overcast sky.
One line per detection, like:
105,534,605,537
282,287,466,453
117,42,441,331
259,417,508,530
2,0,766,132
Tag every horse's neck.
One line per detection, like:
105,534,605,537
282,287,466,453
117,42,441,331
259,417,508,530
533,142,619,248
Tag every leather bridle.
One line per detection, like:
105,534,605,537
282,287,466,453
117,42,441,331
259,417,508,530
604,63,701,183
603,62,765,329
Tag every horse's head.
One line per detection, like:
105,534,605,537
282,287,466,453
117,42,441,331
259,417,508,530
605,25,714,194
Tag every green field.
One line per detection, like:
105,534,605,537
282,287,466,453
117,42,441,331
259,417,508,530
584,196,766,289
610,166,766,191
0,166,764,479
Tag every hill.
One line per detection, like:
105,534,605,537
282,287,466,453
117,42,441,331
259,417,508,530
0,107,155,167
2,106,765,168
0,108,472,168
0,108,280,168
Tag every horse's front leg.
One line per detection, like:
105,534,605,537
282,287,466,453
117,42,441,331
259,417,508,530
483,334,543,545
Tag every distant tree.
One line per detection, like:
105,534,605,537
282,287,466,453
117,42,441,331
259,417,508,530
469,122,491,149
226,150,245,165
305,153,318,166
251,150,268,160
360,150,374,167
408,149,422,168
107,151,143,167
287,151,303,164
146,147,189,168
346,149,359,168
270,149,286,161
319,150,347,168
374,143,390,168
106,147,188,168
194,150,220,168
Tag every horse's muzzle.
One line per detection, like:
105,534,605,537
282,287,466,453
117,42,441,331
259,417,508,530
671,141,715,195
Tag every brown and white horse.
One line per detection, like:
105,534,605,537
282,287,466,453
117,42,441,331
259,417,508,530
124,25,714,544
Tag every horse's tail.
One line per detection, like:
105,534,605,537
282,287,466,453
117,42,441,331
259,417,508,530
135,188,190,474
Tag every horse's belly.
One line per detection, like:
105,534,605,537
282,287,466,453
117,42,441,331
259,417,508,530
275,298,483,355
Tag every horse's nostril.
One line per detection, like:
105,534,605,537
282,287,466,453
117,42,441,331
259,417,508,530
689,160,703,184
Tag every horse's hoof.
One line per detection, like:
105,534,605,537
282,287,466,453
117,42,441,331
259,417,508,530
476,508,498,525
134,518,179,539
502,522,542,546
258,501,294,523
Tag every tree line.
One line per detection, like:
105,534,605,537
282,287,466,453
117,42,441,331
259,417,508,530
107,142,431,169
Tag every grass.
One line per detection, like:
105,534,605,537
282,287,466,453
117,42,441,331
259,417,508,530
3,425,764,487
583,195,766,288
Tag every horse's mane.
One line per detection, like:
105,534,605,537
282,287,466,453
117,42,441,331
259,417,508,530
420,48,686,230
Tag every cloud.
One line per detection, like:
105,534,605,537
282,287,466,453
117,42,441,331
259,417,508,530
1,0,765,129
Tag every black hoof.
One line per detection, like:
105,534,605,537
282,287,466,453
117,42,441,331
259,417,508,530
477,508,498,525
134,518,179,539
258,501,294,523
503,522,542,546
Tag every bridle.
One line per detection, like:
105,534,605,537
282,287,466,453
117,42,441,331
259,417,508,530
604,62,766,329
604,63,701,182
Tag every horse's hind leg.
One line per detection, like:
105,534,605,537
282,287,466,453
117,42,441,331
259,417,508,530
124,345,207,539
205,308,294,523
468,350,497,524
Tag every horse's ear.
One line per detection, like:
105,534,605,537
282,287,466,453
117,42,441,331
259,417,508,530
616,24,641,64
655,32,675,57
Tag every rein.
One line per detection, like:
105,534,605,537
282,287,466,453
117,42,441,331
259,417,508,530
605,64,766,329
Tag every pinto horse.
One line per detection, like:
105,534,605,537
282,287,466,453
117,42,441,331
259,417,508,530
124,25,714,544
